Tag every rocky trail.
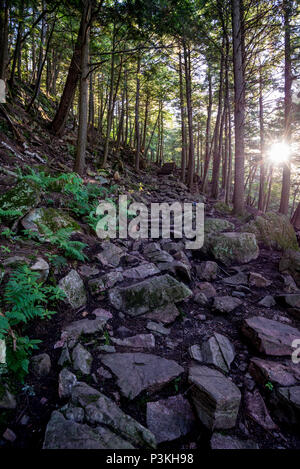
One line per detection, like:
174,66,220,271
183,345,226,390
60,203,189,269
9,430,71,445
1,161,300,450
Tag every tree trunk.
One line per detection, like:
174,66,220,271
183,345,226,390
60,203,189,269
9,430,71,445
201,66,212,192
279,0,292,215
134,54,141,170
74,0,91,175
50,7,86,136
183,40,194,189
0,0,9,80
9,2,24,88
232,0,245,215
178,49,187,182
102,26,116,166
258,65,266,212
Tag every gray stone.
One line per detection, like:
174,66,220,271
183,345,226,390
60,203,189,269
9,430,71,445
194,292,208,306
211,232,259,266
72,344,92,375
0,339,6,364
196,261,218,281
204,218,235,234
201,333,235,372
277,386,300,421
188,364,241,430
223,272,248,286
213,296,242,314
43,411,134,449
282,274,299,293
241,316,300,356
109,274,192,316
258,295,276,308
0,180,41,220
101,352,184,399
123,263,160,280
249,357,300,387
22,207,80,239
196,282,216,298
78,265,100,278
30,257,49,282
97,345,116,353
88,271,123,294
146,395,195,443
189,345,203,362
211,433,258,449
146,321,170,336
0,386,16,409
97,241,124,267
63,317,107,344
144,303,180,324
111,334,155,349
279,250,300,287
30,353,51,377
64,406,85,423
59,270,86,309
58,368,77,399
245,388,277,430
71,382,156,448
249,272,271,287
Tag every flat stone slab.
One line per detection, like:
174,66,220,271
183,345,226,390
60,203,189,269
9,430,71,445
241,316,300,356
144,303,180,324
63,317,107,343
43,411,133,449
109,274,192,316
249,357,300,387
111,334,155,349
213,296,242,314
146,395,196,443
101,353,184,399
211,433,258,449
188,365,241,430
123,263,160,280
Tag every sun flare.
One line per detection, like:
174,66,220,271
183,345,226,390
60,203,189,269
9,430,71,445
267,142,291,165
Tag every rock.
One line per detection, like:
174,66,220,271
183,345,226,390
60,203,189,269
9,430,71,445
194,292,208,305
64,406,85,423
97,241,124,267
111,334,155,349
188,365,241,430
157,260,191,282
144,244,174,263
144,303,180,324
223,272,248,286
210,232,259,266
2,255,29,267
92,308,113,321
71,382,156,448
72,344,92,375
58,368,77,399
241,212,298,251
210,433,258,449
109,274,192,316
3,428,16,442
59,270,86,309
258,295,276,308
205,218,235,235
213,296,242,314
282,274,299,293
241,316,300,356
196,261,219,281
88,271,123,294
196,282,216,298
30,257,49,282
43,411,134,449
232,291,245,298
123,263,160,280
0,339,6,364
0,386,16,409
63,317,107,345
30,353,51,377
201,333,235,373
146,322,170,336
21,207,80,239
100,353,184,399
0,179,41,221
249,358,300,387
96,367,112,379
279,250,300,287
97,345,116,353
146,395,196,443
78,265,100,278
277,386,300,423
189,345,203,362
277,293,300,310
245,389,277,430
249,272,271,287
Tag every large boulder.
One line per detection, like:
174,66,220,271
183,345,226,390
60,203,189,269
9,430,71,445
188,365,241,430
279,250,300,287
241,316,300,356
210,232,259,266
241,212,298,251
21,207,80,239
109,274,192,316
100,352,184,399
59,270,87,309
0,180,41,221
43,411,134,449
205,218,235,235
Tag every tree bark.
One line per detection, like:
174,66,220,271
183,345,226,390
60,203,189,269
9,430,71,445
258,64,266,211
134,54,141,170
74,0,91,175
279,0,292,215
232,0,245,215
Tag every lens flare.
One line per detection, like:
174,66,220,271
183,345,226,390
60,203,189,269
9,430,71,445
267,142,291,165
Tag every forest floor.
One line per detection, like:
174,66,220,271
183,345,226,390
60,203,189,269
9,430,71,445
0,83,300,450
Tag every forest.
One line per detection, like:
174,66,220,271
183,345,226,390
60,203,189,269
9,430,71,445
0,0,300,452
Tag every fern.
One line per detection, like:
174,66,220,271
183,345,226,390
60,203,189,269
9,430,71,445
38,224,87,261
